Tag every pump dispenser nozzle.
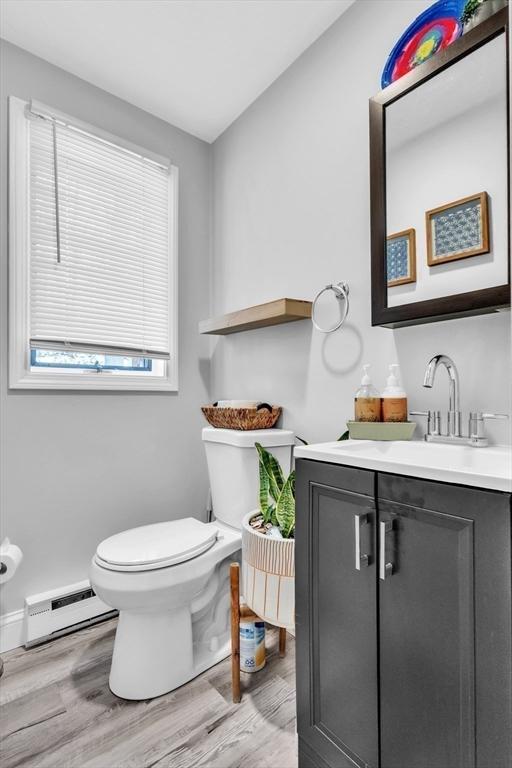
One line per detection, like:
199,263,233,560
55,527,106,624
387,364,401,387
361,364,371,386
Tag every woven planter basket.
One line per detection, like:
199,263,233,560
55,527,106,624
201,406,281,430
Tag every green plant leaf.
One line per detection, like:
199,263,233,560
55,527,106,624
338,430,350,441
258,458,272,522
255,443,284,502
275,470,296,539
461,0,483,25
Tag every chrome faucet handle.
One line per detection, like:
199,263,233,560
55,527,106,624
409,410,441,437
468,412,509,447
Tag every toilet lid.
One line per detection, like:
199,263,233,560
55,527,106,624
95,518,218,572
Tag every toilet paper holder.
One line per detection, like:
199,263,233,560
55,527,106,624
0,538,23,584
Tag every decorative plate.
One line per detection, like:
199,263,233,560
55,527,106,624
381,0,466,89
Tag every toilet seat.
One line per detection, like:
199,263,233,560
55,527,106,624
95,518,218,572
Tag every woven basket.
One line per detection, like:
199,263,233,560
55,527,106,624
201,405,281,430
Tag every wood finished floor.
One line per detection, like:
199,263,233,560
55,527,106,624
0,618,297,768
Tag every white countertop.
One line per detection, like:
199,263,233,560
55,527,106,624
294,439,512,493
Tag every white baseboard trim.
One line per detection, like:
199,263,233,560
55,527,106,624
0,608,25,653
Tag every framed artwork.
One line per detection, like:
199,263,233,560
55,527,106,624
387,228,417,287
426,191,489,266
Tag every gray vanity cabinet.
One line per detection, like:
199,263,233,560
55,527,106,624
378,473,512,768
295,459,512,768
295,461,378,768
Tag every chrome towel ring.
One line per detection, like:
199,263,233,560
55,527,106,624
311,281,350,333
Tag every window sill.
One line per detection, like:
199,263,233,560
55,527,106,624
10,371,178,392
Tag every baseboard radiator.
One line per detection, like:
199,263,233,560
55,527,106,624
25,579,117,648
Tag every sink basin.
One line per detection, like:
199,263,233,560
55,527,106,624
294,439,512,492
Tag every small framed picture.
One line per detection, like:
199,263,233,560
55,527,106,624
387,228,416,287
426,191,489,266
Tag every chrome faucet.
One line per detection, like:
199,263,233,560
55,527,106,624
423,354,461,437
411,354,508,447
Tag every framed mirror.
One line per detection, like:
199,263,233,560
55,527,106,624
370,8,510,328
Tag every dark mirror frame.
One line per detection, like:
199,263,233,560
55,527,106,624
369,8,510,328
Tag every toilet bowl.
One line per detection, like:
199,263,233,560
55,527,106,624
90,427,294,700
90,519,240,699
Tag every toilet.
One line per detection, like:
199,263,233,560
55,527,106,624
90,426,294,700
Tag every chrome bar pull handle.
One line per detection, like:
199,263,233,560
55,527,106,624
379,520,394,581
354,513,369,570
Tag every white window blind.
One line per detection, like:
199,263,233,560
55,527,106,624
29,114,171,359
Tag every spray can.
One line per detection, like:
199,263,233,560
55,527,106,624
239,604,265,672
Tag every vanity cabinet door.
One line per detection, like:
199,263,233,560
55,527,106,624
377,474,512,768
296,459,378,768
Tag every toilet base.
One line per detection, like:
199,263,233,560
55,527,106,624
107,553,236,700
110,606,194,700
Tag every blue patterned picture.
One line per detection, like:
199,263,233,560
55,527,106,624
387,228,416,287
427,192,489,265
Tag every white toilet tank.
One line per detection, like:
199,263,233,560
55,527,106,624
202,427,295,530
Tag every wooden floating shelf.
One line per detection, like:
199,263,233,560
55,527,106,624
199,298,312,335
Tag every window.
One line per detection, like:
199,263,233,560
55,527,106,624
30,350,152,372
9,97,178,390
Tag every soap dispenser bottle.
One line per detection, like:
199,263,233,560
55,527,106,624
354,365,381,422
382,364,408,423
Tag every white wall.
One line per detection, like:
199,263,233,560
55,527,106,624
0,41,212,615
211,0,511,446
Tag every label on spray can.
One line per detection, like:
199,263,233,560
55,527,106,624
240,618,265,672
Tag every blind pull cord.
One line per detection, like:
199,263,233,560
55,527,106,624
52,119,62,264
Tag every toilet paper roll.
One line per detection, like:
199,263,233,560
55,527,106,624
0,538,23,584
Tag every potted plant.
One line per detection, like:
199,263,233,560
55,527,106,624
461,0,507,33
241,443,296,629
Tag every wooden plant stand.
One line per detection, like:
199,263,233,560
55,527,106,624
230,562,287,704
